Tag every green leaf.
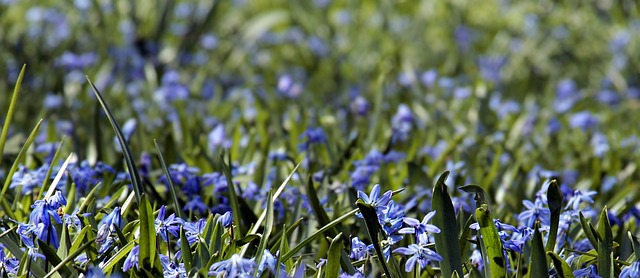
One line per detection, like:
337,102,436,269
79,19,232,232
355,200,394,278
431,171,464,278
0,64,26,165
39,138,65,199
281,208,358,262
547,252,575,278
0,118,43,220
278,223,293,272
44,239,93,278
325,232,344,278
86,76,144,203
154,139,184,219
43,153,73,200
475,204,506,278
459,185,489,208
138,194,162,274
37,239,72,277
101,240,135,274
546,179,563,252
628,231,640,259
459,214,475,258
597,207,613,277
218,151,243,239
180,226,193,271
526,222,548,278
253,190,274,276
579,212,599,250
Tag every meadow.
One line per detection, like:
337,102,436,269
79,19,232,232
1,0,640,277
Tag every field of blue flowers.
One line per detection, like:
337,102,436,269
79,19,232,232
1,0,640,277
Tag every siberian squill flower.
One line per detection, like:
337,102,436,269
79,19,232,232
393,244,443,272
208,254,255,277
155,205,184,242
573,265,601,278
565,190,597,211
350,237,369,260
391,104,414,143
122,245,139,272
398,211,440,245
257,250,285,277
518,199,550,228
620,261,640,278
356,184,393,219
298,127,327,151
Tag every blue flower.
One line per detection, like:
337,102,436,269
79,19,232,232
470,249,483,270
218,211,233,228
518,199,550,228
257,250,285,277
393,244,443,272
159,254,186,278
398,211,440,245
391,104,414,143
350,237,369,260
155,205,184,242
183,196,208,214
569,111,598,131
565,190,597,211
208,254,255,277
573,265,601,278
356,184,393,218
184,218,206,245
122,245,139,272
298,127,327,151
0,244,19,275
620,261,640,278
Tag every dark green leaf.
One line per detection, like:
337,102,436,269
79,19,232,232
459,185,488,208
218,151,243,238
37,239,72,277
527,222,548,278
86,77,144,203
579,212,599,250
547,251,575,278
431,171,464,277
180,226,193,271
154,139,184,219
138,194,162,274
325,233,343,278
546,179,563,252
597,207,613,277
355,200,394,278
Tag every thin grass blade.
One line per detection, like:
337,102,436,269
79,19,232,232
154,139,183,219
86,76,143,203
0,64,26,165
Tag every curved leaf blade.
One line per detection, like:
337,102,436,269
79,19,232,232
431,171,463,277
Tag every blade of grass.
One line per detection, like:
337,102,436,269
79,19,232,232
629,232,640,258
253,190,274,276
526,222,548,278
546,179,563,253
475,204,506,278
218,151,243,239
355,200,394,278
37,239,72,277
139,194,162,274
281,208,358,262
154,139,183,219
325,232,344,278
578,212,599,251
44,153,74,200
241,161,301,256
100,240,135,274
86,76,143,203
597,207,613,277
38,138,65,199
432,171,464,278
0,64,26,165
44,239,93,278
180,226,193,271
0,118,43,220
547,252,575,278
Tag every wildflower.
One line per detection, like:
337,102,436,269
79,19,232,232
0,245,19,275
391,104,414,143
356,184,393,218
420,70,438,88
569,111,598,131
393,244,443,272
350,237,369,260
398,211,440,245
350,96,370,116
208,124,230,152
155,206,184,242
620,261,640,278
208,254,255,277
183,196,208,214
573,265,601,278
122,245,139,272
257,250,285,277
159,254,186,278
218,211,233,228
470,249,483,270
518,199,550,228
298,127,327,151
565,190,597,211
478,55,507,83
184,218,206,245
